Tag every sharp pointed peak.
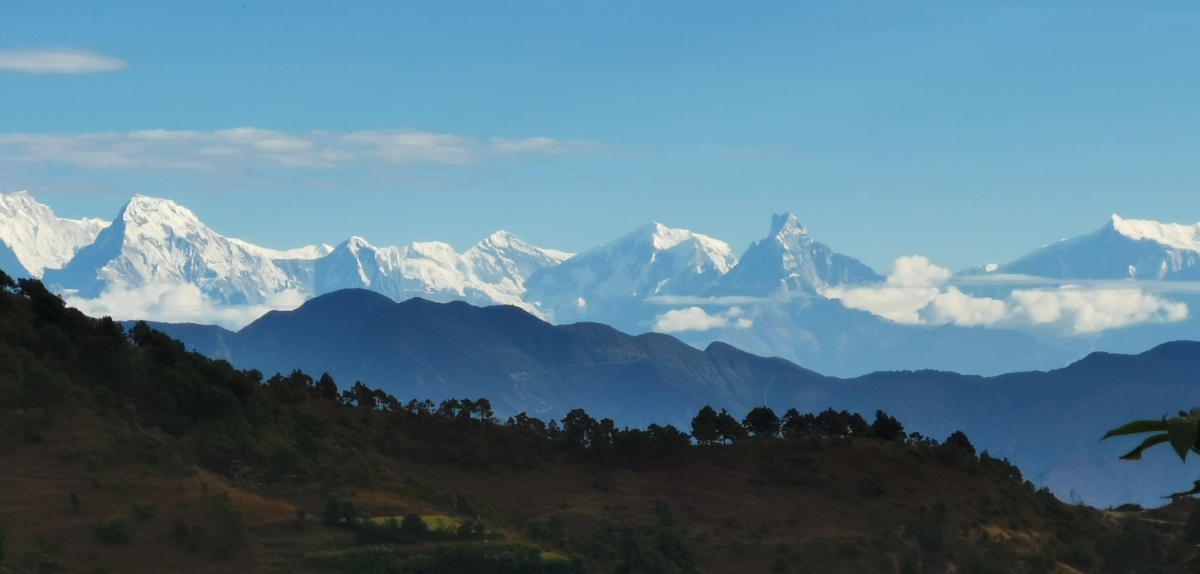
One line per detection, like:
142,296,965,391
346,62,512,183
769,212,806,237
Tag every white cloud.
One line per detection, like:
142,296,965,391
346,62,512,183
921,287,1008,327
652,306,753,333
65,282,306,330
822,256,946,323
823,256,1189,333
489,137,604,156
1009,287,1188,334
0,49,126,74
345,130,478,164
0,128,603,175
888,255,951,287
826,283,940,324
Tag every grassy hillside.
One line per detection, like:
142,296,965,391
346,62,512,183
0,272,1196,574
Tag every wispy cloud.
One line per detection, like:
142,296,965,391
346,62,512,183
0,128,605,175
0,49,126,74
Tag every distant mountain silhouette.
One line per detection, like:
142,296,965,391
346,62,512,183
144,288,1200,508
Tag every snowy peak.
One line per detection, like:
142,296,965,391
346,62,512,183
46,195,313,303
630,222,695,251
465,230,574,288
602,222,738,271
768,212,807,240
121,195,201,227
986,214,1200,280
1110,214,1200,253
341,235,375,254
0,190,109,277
522,222,739,325
472,229,565,255
716,212,882,295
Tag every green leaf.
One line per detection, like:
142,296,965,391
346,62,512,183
1168,416,1200,462
1103,419,1169,439
1119,433,1171,460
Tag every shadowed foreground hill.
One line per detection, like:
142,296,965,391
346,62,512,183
148,288,1200,508
4,274,1200,573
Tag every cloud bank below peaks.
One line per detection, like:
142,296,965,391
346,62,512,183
65,282,306,331
822,256,1188,334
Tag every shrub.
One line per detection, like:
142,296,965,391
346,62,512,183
215,496,248,556
907,501,947,552
322,495,342,526
170,515,203,553
131,502,157,522
400,513,428,541
17,548,64,574
339,500,358,527
93,518,130,546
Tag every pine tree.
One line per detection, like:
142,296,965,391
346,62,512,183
871,410,905,441
317,373,339,401
715,409,747,444
742,406,781,439
690,406,720,445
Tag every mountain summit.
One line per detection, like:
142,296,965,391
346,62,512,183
30,192,570,314
0,190,108,278
715,212,882,295
45,195,316,302
522,222,738,324
977,214,1200,280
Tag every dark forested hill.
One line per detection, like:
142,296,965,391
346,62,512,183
145,288,1200,508
151,289,829,426
5,272,1200,574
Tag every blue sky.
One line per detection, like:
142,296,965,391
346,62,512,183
1,1,1198,271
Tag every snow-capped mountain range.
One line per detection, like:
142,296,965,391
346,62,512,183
4,191,880,325
37,194,571,315
3,189,1200,376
